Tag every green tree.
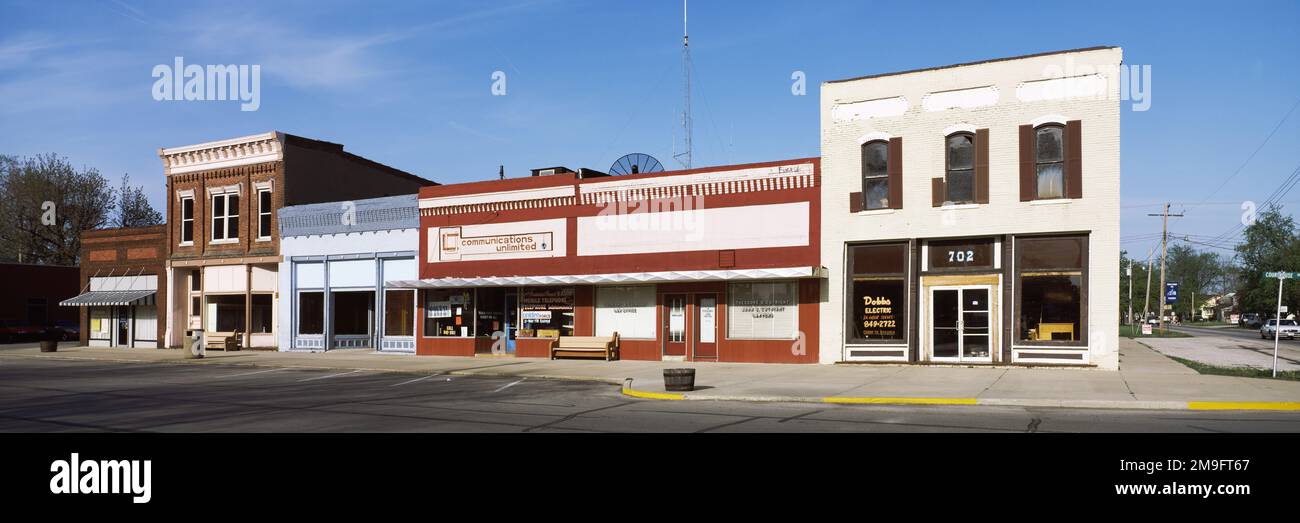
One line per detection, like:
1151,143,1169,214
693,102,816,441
115,173,163,228
0,154,116,265
1165,244,1226,320
1235,205,1300,315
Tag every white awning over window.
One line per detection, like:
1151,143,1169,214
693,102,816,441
60,290,157,307
386,266,826,288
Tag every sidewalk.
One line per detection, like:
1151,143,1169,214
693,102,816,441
2,338,1298,410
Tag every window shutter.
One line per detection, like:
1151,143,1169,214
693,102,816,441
975,128,989,204
888,137,903,209
849,192,863,213
1019,124,1034,201
1066,120,1082,199
931,178,944,207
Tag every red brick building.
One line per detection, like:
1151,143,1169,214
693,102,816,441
0,263,79,343
60,226,167,347
392,158,823,363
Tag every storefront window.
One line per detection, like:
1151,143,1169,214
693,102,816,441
250,294,273,334
595,286,655,339
727,281,798,340
205,295,245,332
848,243,908,343
384,289,414,337
518,287,575,338
89,307,111,340
424,289,473,337
1016,235,1086,345
333,291,374,336
298,292,324,335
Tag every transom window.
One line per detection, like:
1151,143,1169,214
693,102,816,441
211,192,239,242
945,133,975,204
1035,125,1065,199
861,140,889,210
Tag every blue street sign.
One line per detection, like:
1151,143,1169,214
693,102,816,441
1165,282,1180,304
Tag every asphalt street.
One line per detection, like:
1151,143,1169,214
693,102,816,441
1169,324,1291,341
1,356,1298,432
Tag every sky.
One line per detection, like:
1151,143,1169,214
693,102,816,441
1,0,1298,263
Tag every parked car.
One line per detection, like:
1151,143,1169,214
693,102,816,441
51,320,79,341
1260,319,1300,339
1240,313,1264,329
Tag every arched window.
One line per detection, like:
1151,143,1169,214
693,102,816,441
1035,124,1065,199
861,140,889,210
945,133,975,203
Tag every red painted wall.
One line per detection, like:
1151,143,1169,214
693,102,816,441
414,158,821,363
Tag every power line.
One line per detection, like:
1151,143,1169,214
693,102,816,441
1187,96,1300,209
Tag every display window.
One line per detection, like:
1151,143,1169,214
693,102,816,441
424,289,474,337
727,281,798,340
595,286,655,339
847,242,908,343
1015,235,1086,345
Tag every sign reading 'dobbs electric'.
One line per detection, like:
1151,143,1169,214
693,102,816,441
431,218,567,263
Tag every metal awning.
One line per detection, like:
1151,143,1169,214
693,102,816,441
60,289,157,307
386,266,827,288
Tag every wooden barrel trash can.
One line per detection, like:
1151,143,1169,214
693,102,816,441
663,368,696,392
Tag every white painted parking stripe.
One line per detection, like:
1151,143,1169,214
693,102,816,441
297,370,362,382
492,378,526,393
390,374,441,387
216,367,288,379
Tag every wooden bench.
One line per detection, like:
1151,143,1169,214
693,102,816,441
205,331,243,352
550,333,619,361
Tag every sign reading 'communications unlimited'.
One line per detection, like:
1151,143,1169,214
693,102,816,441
433,220,565,262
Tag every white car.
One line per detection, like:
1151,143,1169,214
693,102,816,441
1260,319,1300,339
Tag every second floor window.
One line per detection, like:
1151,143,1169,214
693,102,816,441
180,197,194,244
861,141,889,210
1035,125,1065,199
211,193,239,242
257,189,272,240
945,133,975,203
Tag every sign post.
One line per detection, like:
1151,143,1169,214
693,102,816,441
1263,271,1300,378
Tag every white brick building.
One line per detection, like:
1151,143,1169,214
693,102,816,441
819,47,1122,368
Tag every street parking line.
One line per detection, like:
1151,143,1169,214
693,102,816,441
390,374,441,387
216,367,289,379
297,370,362,382
492,378,526,393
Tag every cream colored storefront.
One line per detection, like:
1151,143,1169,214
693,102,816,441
167,258,279,349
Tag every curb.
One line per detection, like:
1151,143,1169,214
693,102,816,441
619,385,1300,411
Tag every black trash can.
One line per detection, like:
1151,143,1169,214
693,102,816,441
663,368,696,392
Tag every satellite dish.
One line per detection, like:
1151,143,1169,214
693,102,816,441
609,153,665,175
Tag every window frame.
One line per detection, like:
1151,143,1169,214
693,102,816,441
860,140,890,210
725,281,799,341
1013,234,1089,348
944,132,977,204
256,188,272,241
845,242,910,345
179,196,194,245
210,192,240,244
1033,123,1067,200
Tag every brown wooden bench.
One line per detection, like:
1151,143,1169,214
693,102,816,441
550,333,619,361
205,330,243,352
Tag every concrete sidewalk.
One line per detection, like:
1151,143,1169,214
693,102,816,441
2,338,1298,410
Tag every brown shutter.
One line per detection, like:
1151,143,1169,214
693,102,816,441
1019,124,1035,201
975,128,989,204
849,192,863,213
931,178,945,207
888,137,903,209
1066,120,1083,199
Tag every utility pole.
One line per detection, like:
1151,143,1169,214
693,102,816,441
1149,203,1184,333
1127,260,1133,325
1143,257,1154,324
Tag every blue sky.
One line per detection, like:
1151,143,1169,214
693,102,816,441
1,0,1297,261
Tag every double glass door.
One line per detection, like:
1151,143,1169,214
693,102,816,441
929,286,992,362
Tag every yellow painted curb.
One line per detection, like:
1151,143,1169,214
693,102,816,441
1187,401,1300,411
823,397,978,406
621,388,685,401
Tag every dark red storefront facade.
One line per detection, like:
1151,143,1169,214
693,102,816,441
399,158,823,363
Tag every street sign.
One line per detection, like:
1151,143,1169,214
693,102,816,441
1281,306,1290,313
1164,282,1179,304
1265,271,1300,279
1141,324,1152,335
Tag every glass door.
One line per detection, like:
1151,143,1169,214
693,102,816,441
929,286,993,362
662,294,688,357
